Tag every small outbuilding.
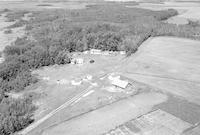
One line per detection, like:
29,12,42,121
90,49,102,55
83,51,89,54
76,58,84,64
102,51,110,55
0,57,4,63
71,58,84,65
120,51,126,55
71,80,82,86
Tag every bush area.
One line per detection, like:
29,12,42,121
5,10,29,22
0,9,11,14
7,19,28,29
4,29,12,34
188,19,200,27
1,3,200,135
0,98,36,135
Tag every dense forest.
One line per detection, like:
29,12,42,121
0,3,200,135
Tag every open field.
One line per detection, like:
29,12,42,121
121,37,200,105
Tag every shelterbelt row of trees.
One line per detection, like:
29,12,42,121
1,3,200,135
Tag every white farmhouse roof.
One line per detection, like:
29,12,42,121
90,49,102,54
111,79,129,89
71,80,82,86
90,49,101,52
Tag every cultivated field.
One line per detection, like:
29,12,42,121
121,37,200,105
103,109,192,135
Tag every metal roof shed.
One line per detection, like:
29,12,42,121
111,79,129,89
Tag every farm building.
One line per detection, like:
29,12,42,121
71,58,84,65
111,79,129,89
102,51,110,55
83,51,89,54
71,80,82,86
76,58,84,64
0,57,4,63
120,51,126,55
90,49,102,54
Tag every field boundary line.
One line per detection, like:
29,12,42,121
126,71,200,84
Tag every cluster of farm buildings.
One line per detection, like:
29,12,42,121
71,49,126,65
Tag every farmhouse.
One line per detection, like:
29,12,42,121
90,49,102,54
111,79,129,89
